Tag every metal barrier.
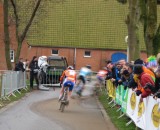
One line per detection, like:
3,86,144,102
0,71,27,100
40,70,96,87
40,69,64,87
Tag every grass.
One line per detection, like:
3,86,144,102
98,90,137,130
0,87,30,109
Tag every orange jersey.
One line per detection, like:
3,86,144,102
60,70,66,83
64,70,76,82
143,66,155,81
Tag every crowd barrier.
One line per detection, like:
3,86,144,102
40,69,95,86
0,71,27,101
40,69,63,87
106,80,160,130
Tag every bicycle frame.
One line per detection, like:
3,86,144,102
59,86,69,112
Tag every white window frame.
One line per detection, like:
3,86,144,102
84,51,91,57
51,49,59,55
10,50,14,62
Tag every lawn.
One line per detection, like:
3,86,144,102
98,90,137,130
0,87,30,109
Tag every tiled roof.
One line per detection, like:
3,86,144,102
27,0,160,50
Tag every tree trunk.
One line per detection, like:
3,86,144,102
3,0,12,70
126,0,140,62
134,1,140,60
15,38,22,63
145,0,157,56
153,24,160,55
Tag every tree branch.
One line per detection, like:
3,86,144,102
10,0,20,43
20,0,42,43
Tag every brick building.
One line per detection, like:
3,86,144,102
0,1,150,71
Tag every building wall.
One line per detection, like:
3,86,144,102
20,45,147,71
0,3,147,71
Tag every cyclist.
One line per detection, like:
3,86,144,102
75,65,92,96
96,67,108,88
59,66,76,103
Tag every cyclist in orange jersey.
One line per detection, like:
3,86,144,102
59,66,76,102
96,68,108,87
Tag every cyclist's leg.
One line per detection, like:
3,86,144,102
75,77,81,86
77,76,85,96
59,83,65,100
68,81,74,101
75,76,83,95
81,76,86,90
96,76,101,87
59,89,64,100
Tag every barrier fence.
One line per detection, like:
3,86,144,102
106,80,160,130
2,70,159,130
0,71,27,103
40,69,96,87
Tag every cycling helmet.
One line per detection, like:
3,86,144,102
86,64,91,69
67,66,74,70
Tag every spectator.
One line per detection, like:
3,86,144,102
23,59,30,79
106,60,116,80
23,59,29,70
115,62,123,86
106,60,119,87
29,56,39,90
146,65,160,94
133,64,155,102
121,63,137,89
15,58,25,72
118,59,126,67
157,53,160,66
134,58,155,81
146,56,157,72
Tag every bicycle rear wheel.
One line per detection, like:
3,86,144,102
60,102,65,112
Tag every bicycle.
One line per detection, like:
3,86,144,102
59,86,69,112
74,80,84,97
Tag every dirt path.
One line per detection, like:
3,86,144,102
31,95,117,130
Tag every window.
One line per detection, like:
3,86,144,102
84,51,91,57
10,50,14,62
51,49,58,55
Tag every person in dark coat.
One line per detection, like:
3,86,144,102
121,63,137,90
15,58,25,72
106,60,118,86
29,56,39,90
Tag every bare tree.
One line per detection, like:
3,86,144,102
140,0,158,56
3,0,12,70
153,24,160,55
118,0,159,58
126,0,140,62
116,0,140,61
145,0,157,56
10,0,42,63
